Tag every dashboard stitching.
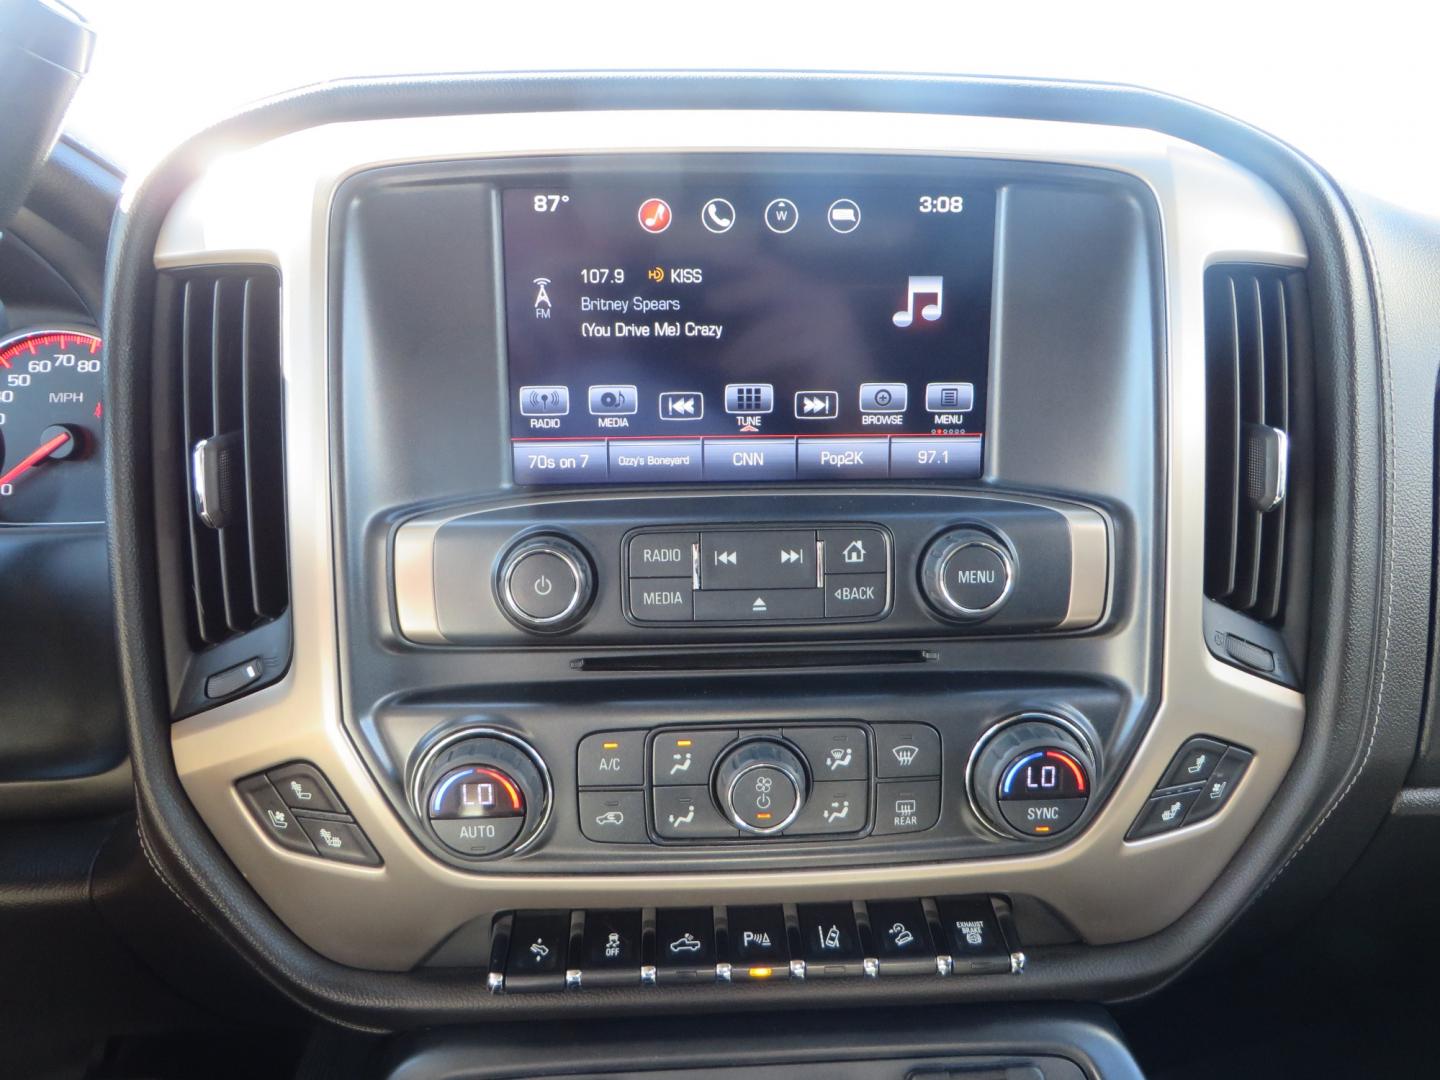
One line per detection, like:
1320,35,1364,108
1264,202,1393,887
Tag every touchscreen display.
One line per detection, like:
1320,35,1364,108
502,173,995,485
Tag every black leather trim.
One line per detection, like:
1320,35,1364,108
102,72,1413,1028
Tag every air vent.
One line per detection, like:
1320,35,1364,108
172,267,288,646
1203,266,1305,623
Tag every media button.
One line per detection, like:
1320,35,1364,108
659,391,704,420
588,384,638,416
724,383,774,414
608,440,703,482
796,438,890,479
794,390,839,420
702,438,796,480
889,436,982,479
859,382,907,413
512,441,608,484
629,578,693,622
518,385,570,417
925,382,974,413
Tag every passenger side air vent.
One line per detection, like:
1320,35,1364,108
172,267,288,646
1203,266,1305,623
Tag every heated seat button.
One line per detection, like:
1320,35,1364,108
874,723,942,779
266,762,347,814
579,909,642,988
656,907,717,983
297,817,381,866
236,775,317,856
699,530,818,590
1159,737,1229,789
577,730,645,787
823,573,887,618
1184,746,1253,824
505,911,572,992
866,899,937,975
628,532,696,578
1127,789,1202,840
797,902,864,977
726,904,791,979
935,896,1010,975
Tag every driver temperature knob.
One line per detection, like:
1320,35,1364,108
969,715,1094,839
414,730,550,858
713,738,808,834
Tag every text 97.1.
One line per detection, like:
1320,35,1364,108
532,194,571,212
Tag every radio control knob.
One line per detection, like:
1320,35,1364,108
969,716,1094,840
920,528,1014,622
713,738,808,835
496,535,594,632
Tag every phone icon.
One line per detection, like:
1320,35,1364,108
702,197,736,234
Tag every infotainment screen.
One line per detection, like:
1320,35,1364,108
502,168,995,485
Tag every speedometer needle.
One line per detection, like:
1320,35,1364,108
0,429,73,487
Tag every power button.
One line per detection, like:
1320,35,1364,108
498,536,594,632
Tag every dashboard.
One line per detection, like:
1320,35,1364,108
0,68,1428,1072
131,105,1312,983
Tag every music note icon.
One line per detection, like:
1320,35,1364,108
892,275,944,328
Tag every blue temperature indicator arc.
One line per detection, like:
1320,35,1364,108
430,766,479,814
1000,751,1046,796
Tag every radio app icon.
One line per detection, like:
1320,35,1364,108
638,197,672,233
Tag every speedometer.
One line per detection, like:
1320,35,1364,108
0,329,105,523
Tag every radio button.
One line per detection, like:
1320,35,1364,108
796,437,890,479
628,532,696,578
693,588,824,622
699,529,817,590
824,572,887,618
511,441,607,484
701,438,797,480
608,439,703,482
890,436,983,479
819,528,887,574
629,578,693,622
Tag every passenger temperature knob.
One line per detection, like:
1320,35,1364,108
969,716,1094,839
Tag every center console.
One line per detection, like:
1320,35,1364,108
149,107,1306,993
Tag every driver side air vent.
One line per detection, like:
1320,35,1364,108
172,267,288,646
1203,266,1306,623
